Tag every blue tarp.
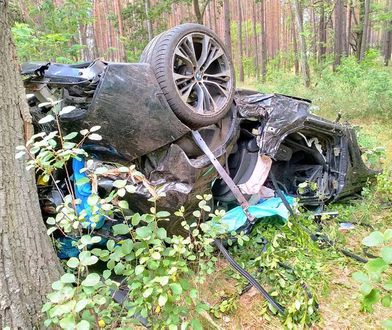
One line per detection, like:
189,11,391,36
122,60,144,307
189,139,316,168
72,158,105,229
220,195,295,232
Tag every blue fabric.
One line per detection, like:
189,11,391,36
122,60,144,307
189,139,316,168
72,158,105,229
220,195,295,232
57,237,79,259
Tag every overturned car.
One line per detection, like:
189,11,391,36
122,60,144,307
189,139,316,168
22,23,374,235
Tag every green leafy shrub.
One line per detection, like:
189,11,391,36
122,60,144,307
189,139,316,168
257,50,392,120
16,100,243,329
352,229,392,328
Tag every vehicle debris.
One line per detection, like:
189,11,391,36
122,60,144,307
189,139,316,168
22,23,375,235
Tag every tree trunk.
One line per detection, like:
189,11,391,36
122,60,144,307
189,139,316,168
384,0,392,65
223,0,232,55
0,1,62,328
346,0,352,55
145,0,153,41
236,0,244,82
252,1,259,78
318,0,327,64
291,10,299,75
293,0,311,87
359,0,370,61
193,0,206,24
334,0,344,69
260,0,267,82
212,0,217,31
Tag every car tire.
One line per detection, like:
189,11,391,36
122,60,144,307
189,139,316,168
140,23,235,128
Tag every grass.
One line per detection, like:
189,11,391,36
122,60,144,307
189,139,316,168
200,76,392,329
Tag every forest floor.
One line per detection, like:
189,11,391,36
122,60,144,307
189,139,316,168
197,81,392,329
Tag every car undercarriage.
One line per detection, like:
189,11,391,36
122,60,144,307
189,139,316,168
22,24,375,238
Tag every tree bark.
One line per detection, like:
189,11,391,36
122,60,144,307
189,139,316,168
384,0,392,65
346,0,352,55
223,0,232,55
318,0,327,64
252,1,259,77
359,0,370,61
334,0,344,69
293,0,311,87
260,0,267,82
145,0,153,41
0,1,62,328
193,0,210,24
291,9,299,75
236,0,244,82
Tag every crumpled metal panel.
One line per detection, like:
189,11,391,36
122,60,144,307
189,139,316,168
70,63,191,161
258,94,310,158
117,143,217,235
234,91,272,118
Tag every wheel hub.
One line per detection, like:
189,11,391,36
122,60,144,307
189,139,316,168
195,71,202,81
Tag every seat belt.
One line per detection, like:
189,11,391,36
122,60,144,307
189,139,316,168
191,130,285,315
191,130,255,223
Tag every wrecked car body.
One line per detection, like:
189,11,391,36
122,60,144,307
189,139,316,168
22,23,375,237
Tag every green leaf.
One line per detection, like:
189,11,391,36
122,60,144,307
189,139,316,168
136,226,152,239
362,231,384,247
112,223,130,236
156,211,170,218
63,132,78,140
81,273,100,287
88,133,102,141
135,265,145,275
363,289,380,312
90,236,101,244
103,270,111,280
76,320,90,330
47,227,57,235
114,262,125,275
59,315,76,330
381,247,392,264
382,295,392,307
79,251,98,266
384,280,392,291
384,229,392,241
158,293,168,306
75,299,90,313
87,194,99,206
170,283,183,295
59,105,76,115
143,287,153,298
352,271,369,283
191,319,203,330
118,200,129,209
90,125,101,132
131,213,141,226
66,257,79,269
38,114,55,124
365,258,388,274
360,282,373,295
381,318,392,329
46,217,56,225
157,227,167,240
95,166,108,175
60,273,76,284
121,240,133,254
113,180,127,188
107,240,115,251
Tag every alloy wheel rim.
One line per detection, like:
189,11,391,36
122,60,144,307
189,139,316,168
172,33,232,116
